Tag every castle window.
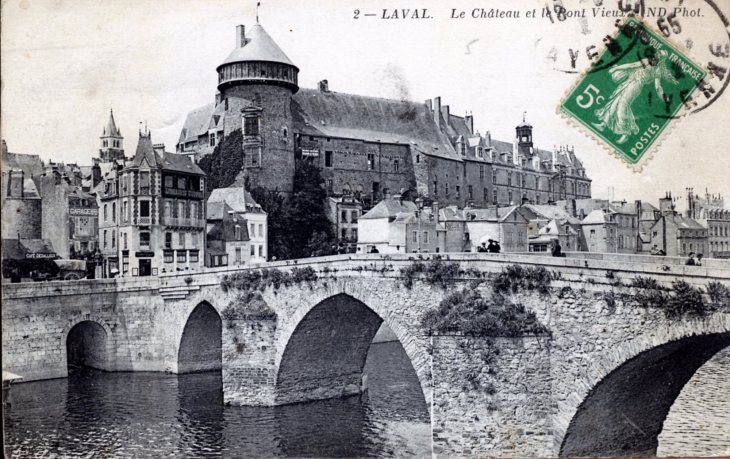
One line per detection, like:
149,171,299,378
394,160,400,172
477,147,482,158
479,165,485,180
416,154,420,164
508,191,513,204
244,146,261,167
468,185,473,200
508,173,512,186
460,142,466,156
456,186,461,199
493,189,498,204
244,116,259,136
326,179,333,191
210,132,216,147
325,151,333,168
445,183,449,196
492,172,497,185
367,154,375,170
433,181,438,196
484,188,488,201
282,127,288,139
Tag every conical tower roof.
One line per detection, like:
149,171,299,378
103,110,122,137
218,23,297,70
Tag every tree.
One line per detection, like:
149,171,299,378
250,160,337,260
198,129,243,190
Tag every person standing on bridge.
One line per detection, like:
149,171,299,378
685,252,696,266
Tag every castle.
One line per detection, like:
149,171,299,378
177,21,592,209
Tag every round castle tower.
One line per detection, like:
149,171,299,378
217,22,299,193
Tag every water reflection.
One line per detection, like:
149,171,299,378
5,341,431,458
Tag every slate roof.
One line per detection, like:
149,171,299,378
523,204,581,225
208,187,264,214
219,23,297,69
161,151,205,175
292,89,460,161
582,209,612,225
673,214,706,230
103,110,121,137
207,201,233,220
132,133,204,175
463,206,524,223
179,103,217,144
360,197,418,219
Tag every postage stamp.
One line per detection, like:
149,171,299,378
560,16,707,170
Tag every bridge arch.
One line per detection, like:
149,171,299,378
558,316,730,457
177,301,223,374
274,289,431,407
62,315,115,373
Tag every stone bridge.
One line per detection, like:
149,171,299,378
3,252,730,457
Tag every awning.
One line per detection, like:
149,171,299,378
2,370,23,382
54,259,87,271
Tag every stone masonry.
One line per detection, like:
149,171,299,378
3,252,730,457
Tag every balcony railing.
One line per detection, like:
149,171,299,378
163,187,204,199
137,216,151,225
162,216,205,228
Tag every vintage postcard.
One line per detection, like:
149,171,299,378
2,0,729,457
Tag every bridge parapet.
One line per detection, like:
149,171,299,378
156,252,730,301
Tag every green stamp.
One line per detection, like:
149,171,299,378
560,17,706,168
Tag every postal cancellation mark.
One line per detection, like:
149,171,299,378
560,16,707,168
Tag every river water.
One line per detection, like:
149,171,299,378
4,341,431,458
5,341,730,458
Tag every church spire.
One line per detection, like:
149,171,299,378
99,109,125,163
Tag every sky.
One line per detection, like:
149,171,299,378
2,0,729,209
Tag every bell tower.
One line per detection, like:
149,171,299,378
516,112,534,156
100,109,125,162
216,21,299,193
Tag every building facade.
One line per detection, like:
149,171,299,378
207,187,268,263
206,201,250,267
647,193,709,257
98,130,206,277
177,22,592,218
686,188,730,258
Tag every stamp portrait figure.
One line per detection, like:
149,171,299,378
592,49,677,144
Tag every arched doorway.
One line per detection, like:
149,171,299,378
560,332,730,457
66,321,109,371
178,302,222,374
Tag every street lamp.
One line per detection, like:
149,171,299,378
415,197,424,253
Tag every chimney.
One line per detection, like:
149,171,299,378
441,105,450,123
552,146,558,171
432,201,439,223
8,169,24,198
153,143,165,155
512,139,519,165
236,25,246,48
433,97,441,128
1,139,7,155
92,163,102,188
318,79,329,93
465,113,474,134
659,192,675,215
